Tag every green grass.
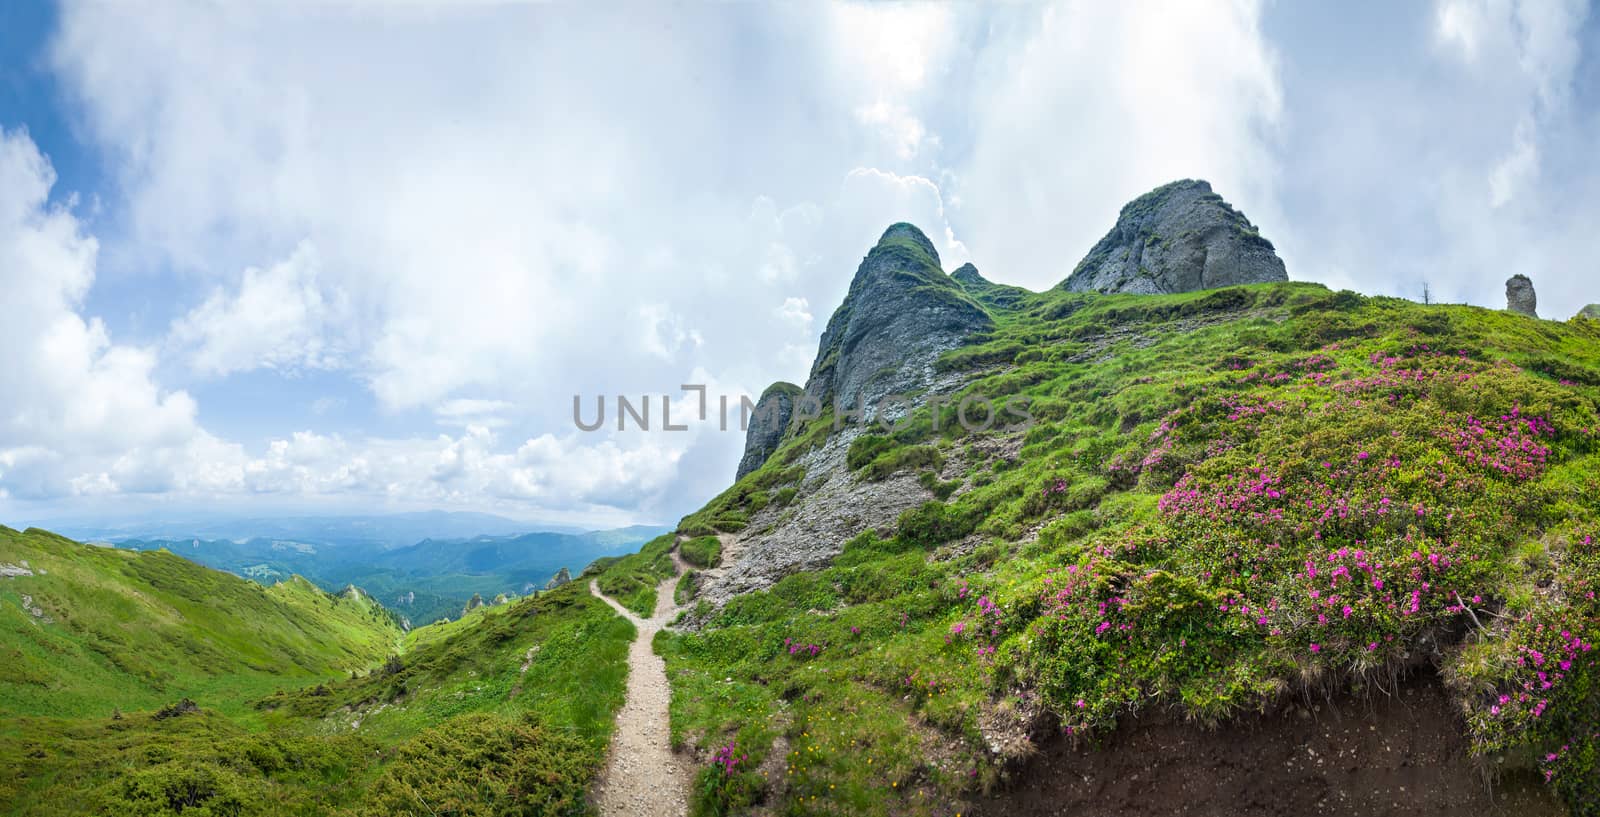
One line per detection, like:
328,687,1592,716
0,527,402,721
662,282,1600,816
589,534,678,617
256,580,631,746
0,530,636,816
680,536,722,569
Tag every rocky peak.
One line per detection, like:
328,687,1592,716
1506,275,1538,318
544,566,573,591
951,262,985,288
952,262,1030,310
1580,304,1600,320
802,224,992,413
735,381,802,479
880,222,940,264
1061,179,1287,295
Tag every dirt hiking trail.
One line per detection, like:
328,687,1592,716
589,557,690,817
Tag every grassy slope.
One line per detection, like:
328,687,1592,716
256,579,632,745
0,530,640,816
663,283,1600,817
589,534,679,617
0,526,402,720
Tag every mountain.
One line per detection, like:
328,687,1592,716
0,525,643,816
113,524,668,625
48,510,561,550
1062,179,1288,294
6,186,1600,816
667,208,1599,813
0,525,400,719
803,223,992,411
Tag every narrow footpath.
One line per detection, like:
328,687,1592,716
588,555,690,817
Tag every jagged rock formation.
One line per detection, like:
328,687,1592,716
544,566,572,591
803,223,991,413
699,227,996,604
951,263,1030,310
735,382,802,479
462,593,484,615
1506,275,1538,317
1580,304,1600,320
950,262,984,288
1061,179,1287,295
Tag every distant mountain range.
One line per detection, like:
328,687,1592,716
40,510,584,550
85,514,667,625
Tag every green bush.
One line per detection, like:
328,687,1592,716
895,501,980,547
690,763,762,817
847,435,896,471
681,536,722,569
918,470,961,500
351,713,594,817
102,762,261,817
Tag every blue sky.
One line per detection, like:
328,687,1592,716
1,0,1597,529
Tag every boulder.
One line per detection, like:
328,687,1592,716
543,567,573,591
1506,275,1538,318
1062,179,1287,294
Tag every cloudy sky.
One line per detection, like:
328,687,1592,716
0,0,1596,529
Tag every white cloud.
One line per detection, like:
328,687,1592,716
1435,0,1491,60
22,0,1600,527
1409,0,1596,310
837,168,969,266
169,240,347,376
0,128,208,500
774,297,813,330
956,0,1283,289
0,127,747,519
855,100,929,160
826,2,954,94
1488,117,1540,207
638,304,704,361
824,3,955,161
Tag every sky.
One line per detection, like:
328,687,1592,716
0,0,1597,530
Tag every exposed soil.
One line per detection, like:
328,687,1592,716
972,674,1564,817
589,569,692,817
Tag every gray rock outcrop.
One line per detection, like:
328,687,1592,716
1061,179,1287,294
544,567,572,591
803,224,992,413
950,262,985,289
1579,304,1600,320
735,382,802,480
1506,275,1538,317
951,263,1029,309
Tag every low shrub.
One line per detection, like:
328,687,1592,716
681,536,722,569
